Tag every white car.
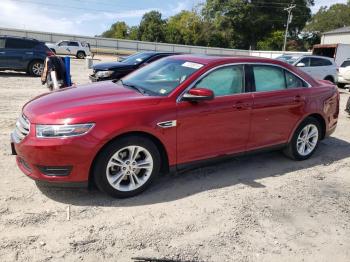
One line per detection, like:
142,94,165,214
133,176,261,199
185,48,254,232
337,60,350,88
46,40,91,59
292,55,337,83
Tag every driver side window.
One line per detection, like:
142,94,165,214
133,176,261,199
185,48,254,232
194,65,244,96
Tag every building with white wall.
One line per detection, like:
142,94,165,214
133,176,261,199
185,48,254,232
322,26,350,44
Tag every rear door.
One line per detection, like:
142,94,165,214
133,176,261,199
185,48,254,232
67,41,80,55
309,57,333,80
248,64,307,149
0,38,6,68
4,38,37,70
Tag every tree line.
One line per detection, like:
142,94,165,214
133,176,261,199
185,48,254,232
100,0,350,51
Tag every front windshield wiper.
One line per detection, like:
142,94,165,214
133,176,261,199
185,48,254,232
117,79,147,95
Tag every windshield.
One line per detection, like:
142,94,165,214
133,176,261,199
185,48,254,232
121,52,153,65
119,58,204,96
276,55,292,61
341,60,350,68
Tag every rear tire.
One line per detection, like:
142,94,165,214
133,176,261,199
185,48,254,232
28,60,44,77
337,83,346,89
93,136,161,198
324,76,334,83
283,117,321,160
76,51,86,59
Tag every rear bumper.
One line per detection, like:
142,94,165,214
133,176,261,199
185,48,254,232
337,76,350,84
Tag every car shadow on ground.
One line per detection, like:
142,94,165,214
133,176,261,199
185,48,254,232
0,71,32,78
37,136,350,206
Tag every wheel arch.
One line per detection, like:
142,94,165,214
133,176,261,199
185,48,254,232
289,113,326,143
27,59,44,73
88,131,170,187
324,75,335,83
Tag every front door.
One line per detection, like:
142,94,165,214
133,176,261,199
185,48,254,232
176,64,253,164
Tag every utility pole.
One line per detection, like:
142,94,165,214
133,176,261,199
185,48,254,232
283,4,296,52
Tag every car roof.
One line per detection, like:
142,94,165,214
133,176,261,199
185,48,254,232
298,55,334,61
0,35,39,42
167,54,289,65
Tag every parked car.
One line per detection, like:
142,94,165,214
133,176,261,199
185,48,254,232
46,40,91,59
0,36,54,76
337,59,350,88
291,55,337,83
90,51,181,82
346,96,350,114
11,55,339,198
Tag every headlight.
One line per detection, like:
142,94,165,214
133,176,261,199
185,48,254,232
95,70,114,78
36,123,94,138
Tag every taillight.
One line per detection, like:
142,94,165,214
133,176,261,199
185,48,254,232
46,51,55,57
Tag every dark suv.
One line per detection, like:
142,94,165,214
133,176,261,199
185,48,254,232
0,36,54,76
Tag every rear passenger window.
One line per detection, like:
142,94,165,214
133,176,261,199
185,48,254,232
68,42,79,47
310,58,332,66
253,66,286,92
5,39,37,49
0,39,5,48
285,71,305,88
195,65,244,96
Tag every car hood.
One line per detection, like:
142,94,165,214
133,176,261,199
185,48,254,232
23,81,161,124
93,62,135,71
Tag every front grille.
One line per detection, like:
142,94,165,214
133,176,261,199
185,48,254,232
13,114,30,143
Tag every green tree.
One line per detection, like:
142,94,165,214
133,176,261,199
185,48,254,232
257,30,285,51
166,10,204,45
202,0,313,49
138,11,165,42
128,26,139,40
102,21,128,39
304,3,350,33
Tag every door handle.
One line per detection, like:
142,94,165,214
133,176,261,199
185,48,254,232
25,52,33,55
294,95,304,102
232,102,250,110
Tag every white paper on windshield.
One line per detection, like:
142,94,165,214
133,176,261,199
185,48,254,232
182,62,203,69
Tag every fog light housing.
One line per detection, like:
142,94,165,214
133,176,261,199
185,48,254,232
37,166,72,176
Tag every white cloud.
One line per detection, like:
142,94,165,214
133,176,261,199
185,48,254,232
0,0,156,35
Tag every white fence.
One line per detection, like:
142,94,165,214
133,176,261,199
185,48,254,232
0,27,310,58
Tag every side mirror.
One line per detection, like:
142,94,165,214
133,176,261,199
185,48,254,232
296,62,305,67
182,88,214,102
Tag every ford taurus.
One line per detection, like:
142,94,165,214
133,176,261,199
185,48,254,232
11,55,339,198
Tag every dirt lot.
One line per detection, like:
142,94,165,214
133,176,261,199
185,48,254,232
0,56,350,262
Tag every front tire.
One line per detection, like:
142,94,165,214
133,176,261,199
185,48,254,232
93,136,161,198
284,117,321,160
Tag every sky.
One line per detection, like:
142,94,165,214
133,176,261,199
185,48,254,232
0,0,348,36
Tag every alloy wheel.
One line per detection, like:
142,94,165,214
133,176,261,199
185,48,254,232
106,146,154,192
32,62,44,76
296,124,319,156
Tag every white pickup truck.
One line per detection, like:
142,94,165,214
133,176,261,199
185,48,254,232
46,40,91,59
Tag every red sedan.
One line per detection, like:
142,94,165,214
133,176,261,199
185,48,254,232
11,55,339,198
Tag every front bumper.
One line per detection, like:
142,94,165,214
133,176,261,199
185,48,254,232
11,130,99,185
89,73,113,82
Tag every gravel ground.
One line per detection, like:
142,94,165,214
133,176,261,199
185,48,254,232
0,56,350,262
